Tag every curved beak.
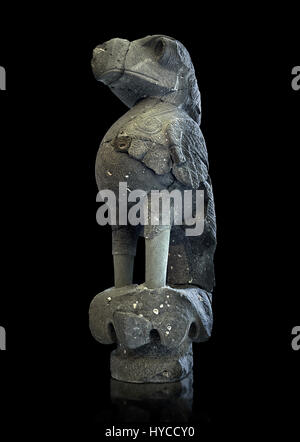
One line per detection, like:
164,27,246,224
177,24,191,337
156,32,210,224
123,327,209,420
91,38,130,85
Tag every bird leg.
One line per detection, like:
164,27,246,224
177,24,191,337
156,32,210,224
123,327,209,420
145,225,171,289
112,226,139,288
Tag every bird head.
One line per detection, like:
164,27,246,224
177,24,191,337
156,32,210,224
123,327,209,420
91,35,201,124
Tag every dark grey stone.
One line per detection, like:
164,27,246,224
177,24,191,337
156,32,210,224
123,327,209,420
89,284,212,383
90,35,216,383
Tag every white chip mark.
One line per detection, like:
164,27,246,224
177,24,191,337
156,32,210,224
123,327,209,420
153,308,159,315
165,331,169,335
167,325,172,331
107,297,111,302
138,314,143,317
133,303,137,309
107,171,112,176
160,304,164,308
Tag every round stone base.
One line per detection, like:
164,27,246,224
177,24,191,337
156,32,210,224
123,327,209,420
89,284,212,383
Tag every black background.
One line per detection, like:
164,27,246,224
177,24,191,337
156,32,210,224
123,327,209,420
0,5,299,438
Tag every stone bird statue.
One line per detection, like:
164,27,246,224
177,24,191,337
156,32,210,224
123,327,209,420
89,35,216,383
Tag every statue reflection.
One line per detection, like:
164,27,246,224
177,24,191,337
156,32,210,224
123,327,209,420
109,373,193,423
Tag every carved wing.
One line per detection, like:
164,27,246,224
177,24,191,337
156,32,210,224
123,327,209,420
167,118,209,189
